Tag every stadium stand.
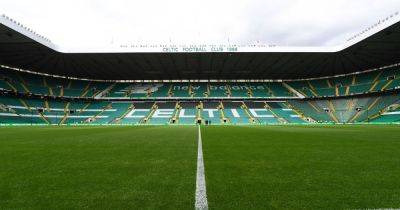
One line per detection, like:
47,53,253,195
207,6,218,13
1,63,400,125
287,94,399,123
2,66,399,99
1,59,400,125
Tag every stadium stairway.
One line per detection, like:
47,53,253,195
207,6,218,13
111,103,135,124
170,102,181,124
285,102,315,122
288,100,333,123
218,101,230,124
282,82,305,98
275,102,307,123
222,101,250,124
306,81,319,97
196,102,202,123
94,83,116,98
265,102,288,124
200,102,221,124
241,101,257,123
177,102,198,124
141,102,157,124
85,102,113,124
370,102,400,123
117,102,152,124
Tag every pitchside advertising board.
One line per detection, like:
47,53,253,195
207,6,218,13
124,109,280,118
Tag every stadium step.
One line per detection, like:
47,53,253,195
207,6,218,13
205,84,211,97
307,82,319,97
381,80,393,91
196,102,202,123
5,81,17,92
80,103,91,112
265,103,288,124
282,82,305,98
348,111,362,123
327,100,339,123
124,85,134,97
0,103,7,112
44,100,50,112
307,101,320,112
246,85,254,97
67,80,72,89
48,87,54,96
369,111,384,121
19,99,31,111
225,84,232,97
167,84,173,97
373,71,383,83
43,78,53,96
113,103,135,124
335,86,339,96
369,81,379,92
59,86,64,97
59,112,69,125
370,103,400,121
188,84,194,97
218,102,229,123
347,100,354,110
86,102,112,123
367,97,381,111
80,82,91,97
142,102,157,124
241,102,258,123
345,86,350,96
64,102,70,112
42,77,47,87
287,103,315,123
264,85,275,97
94,83,115,99
326,80,333,88
17,74,30,93
351,75,356,85
328,100,336,112
58,102,71,125
170,102,181,124
348,97,381,123
38,112,50,124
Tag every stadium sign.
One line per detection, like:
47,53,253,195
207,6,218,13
172,85,266,91
161,45,239,52
125,108,300,119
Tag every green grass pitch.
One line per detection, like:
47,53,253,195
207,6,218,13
1,125,400,209
0,126,197,209
202,125,400,209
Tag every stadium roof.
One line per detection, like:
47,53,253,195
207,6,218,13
0,13,400,81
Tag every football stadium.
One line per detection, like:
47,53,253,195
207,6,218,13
1,1,400,209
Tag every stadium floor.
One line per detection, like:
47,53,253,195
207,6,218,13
1,125,400,209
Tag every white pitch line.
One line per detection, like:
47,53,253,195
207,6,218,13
195,125,208,210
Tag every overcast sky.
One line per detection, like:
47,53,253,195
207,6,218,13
0,0,399,48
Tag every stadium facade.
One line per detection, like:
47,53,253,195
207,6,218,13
1,14,400,125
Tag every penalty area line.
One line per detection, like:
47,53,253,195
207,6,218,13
195,125,208,210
